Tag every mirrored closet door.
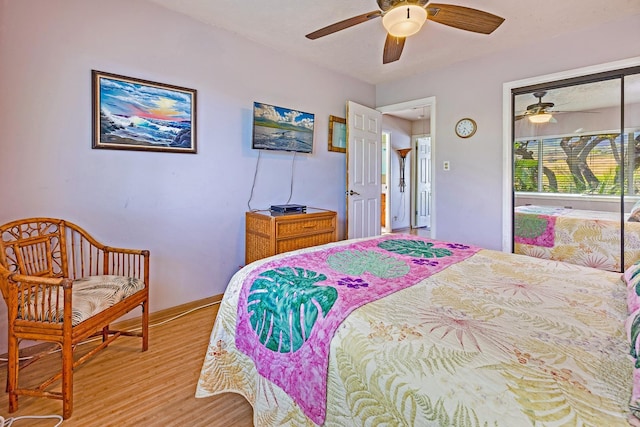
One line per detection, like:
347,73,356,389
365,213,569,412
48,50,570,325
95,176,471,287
512,67,640,272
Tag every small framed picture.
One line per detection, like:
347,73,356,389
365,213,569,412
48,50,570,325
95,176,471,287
92,70,197,153
328,115,346,153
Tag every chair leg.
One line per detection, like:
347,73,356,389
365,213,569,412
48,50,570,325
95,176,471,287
4,347,8,393
142,299,149,351
7,334,18,413
61,340,73,419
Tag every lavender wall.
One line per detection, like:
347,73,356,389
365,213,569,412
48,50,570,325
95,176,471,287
0,0,374,353
376,14,640,250
1,1,637,355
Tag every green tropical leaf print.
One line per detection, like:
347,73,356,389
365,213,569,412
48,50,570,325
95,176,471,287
630,312,640,361
422,345,478,375
380,342,478,377
247,267,337,353
335,334,417,426
514,214,548,239
413,395,451,427
335,331,495,426
501,360,625,426
378,239,453,258
327,250,410,278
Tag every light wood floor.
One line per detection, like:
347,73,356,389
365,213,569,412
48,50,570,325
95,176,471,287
0,232,427,425
0,299,254,426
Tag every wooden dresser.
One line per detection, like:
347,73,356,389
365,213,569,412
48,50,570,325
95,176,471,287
245,209,338,264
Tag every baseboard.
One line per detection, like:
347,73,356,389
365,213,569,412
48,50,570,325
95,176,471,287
0,294,224,361
113,294,223,329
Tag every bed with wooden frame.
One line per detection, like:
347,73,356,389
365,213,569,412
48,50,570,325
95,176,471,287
196,234,639,426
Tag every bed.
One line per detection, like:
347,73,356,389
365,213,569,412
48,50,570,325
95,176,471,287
196,234,637,426
514,205,640,272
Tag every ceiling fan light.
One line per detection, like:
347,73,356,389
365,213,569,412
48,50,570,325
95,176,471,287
528,113,553,124
382,5,427,37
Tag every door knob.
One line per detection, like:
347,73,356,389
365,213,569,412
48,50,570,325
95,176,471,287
348,189,360,196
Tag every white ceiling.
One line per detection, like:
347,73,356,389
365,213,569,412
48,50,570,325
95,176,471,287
146,0,640,88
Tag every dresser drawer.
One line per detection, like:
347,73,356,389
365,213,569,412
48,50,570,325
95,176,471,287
276,232,336,254
245,209,338,264
276,217,335,238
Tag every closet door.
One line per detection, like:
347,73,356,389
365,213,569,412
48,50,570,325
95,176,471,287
624,72,640,269
512,79,626,271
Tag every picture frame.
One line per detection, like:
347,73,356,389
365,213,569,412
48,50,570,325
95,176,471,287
328,115,346,153
92,70,197,153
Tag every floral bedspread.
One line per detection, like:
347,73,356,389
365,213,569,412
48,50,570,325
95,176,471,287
196,236,633,426
234,235,479,424
515,205,640,271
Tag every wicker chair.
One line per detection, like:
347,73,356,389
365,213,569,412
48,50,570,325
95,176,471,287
0,217,149,418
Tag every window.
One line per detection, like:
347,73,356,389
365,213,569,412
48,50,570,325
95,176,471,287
515,131,640,195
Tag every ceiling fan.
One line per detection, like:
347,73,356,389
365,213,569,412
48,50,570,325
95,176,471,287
305,0,505,64
515,91,558,124
516,91,602,124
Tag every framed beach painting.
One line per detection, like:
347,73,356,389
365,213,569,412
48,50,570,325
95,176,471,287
92,70,197,153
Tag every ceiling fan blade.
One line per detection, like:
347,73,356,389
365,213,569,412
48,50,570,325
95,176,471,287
547,110,600,114
306,10,382,39
383,34,405,64
426,4,504,34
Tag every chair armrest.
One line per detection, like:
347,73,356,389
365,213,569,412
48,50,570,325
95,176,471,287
104,246,149,256
64,221,149,283
103,247,150,284
3,272,73,325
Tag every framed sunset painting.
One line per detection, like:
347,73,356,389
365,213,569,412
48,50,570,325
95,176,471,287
92,70,197,153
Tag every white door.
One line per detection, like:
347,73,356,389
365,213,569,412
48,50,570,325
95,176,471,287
346,101,382,239
414,135,431,228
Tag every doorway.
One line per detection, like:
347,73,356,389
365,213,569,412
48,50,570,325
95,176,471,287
377,97,436,237
381,132,391,233
412,134,431,229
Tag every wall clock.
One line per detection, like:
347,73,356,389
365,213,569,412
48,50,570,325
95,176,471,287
455,118,477,138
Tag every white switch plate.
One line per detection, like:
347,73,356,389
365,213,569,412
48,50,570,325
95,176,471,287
443,161,450,171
